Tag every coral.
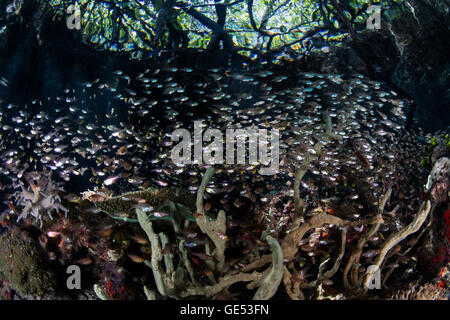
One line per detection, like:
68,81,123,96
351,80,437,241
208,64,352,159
253,235,283,300
194,167,227,271
105,280,131,300
342,188,392,293
117,113,439,300
136,168,282,300
14,172,68,227
85,108,446,300
136,212,180,298
92,187,196,222
143,285,156,300
278,170,432,298
361,200,432,294
294,112,342,217
0,226,55,298
93,283,110,300
253,114,438,299
391,282,447,300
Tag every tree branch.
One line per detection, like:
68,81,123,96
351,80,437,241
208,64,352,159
328,0,356,39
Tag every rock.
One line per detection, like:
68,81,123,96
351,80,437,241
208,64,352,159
429,157,450,204
388,0,450,132
321,45,369,76
348,30,400,82
320,1,450,132
431,143,449,165
0,226,56,298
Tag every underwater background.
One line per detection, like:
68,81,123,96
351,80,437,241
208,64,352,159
0,0,448,300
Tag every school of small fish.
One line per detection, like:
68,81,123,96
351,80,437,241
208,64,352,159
0,59,429,225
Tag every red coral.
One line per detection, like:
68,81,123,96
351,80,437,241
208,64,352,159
436,281,446,289
105,280,130,300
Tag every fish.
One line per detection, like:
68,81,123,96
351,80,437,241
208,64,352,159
127,254,145,263
0,60,428,242
75,257,93,265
